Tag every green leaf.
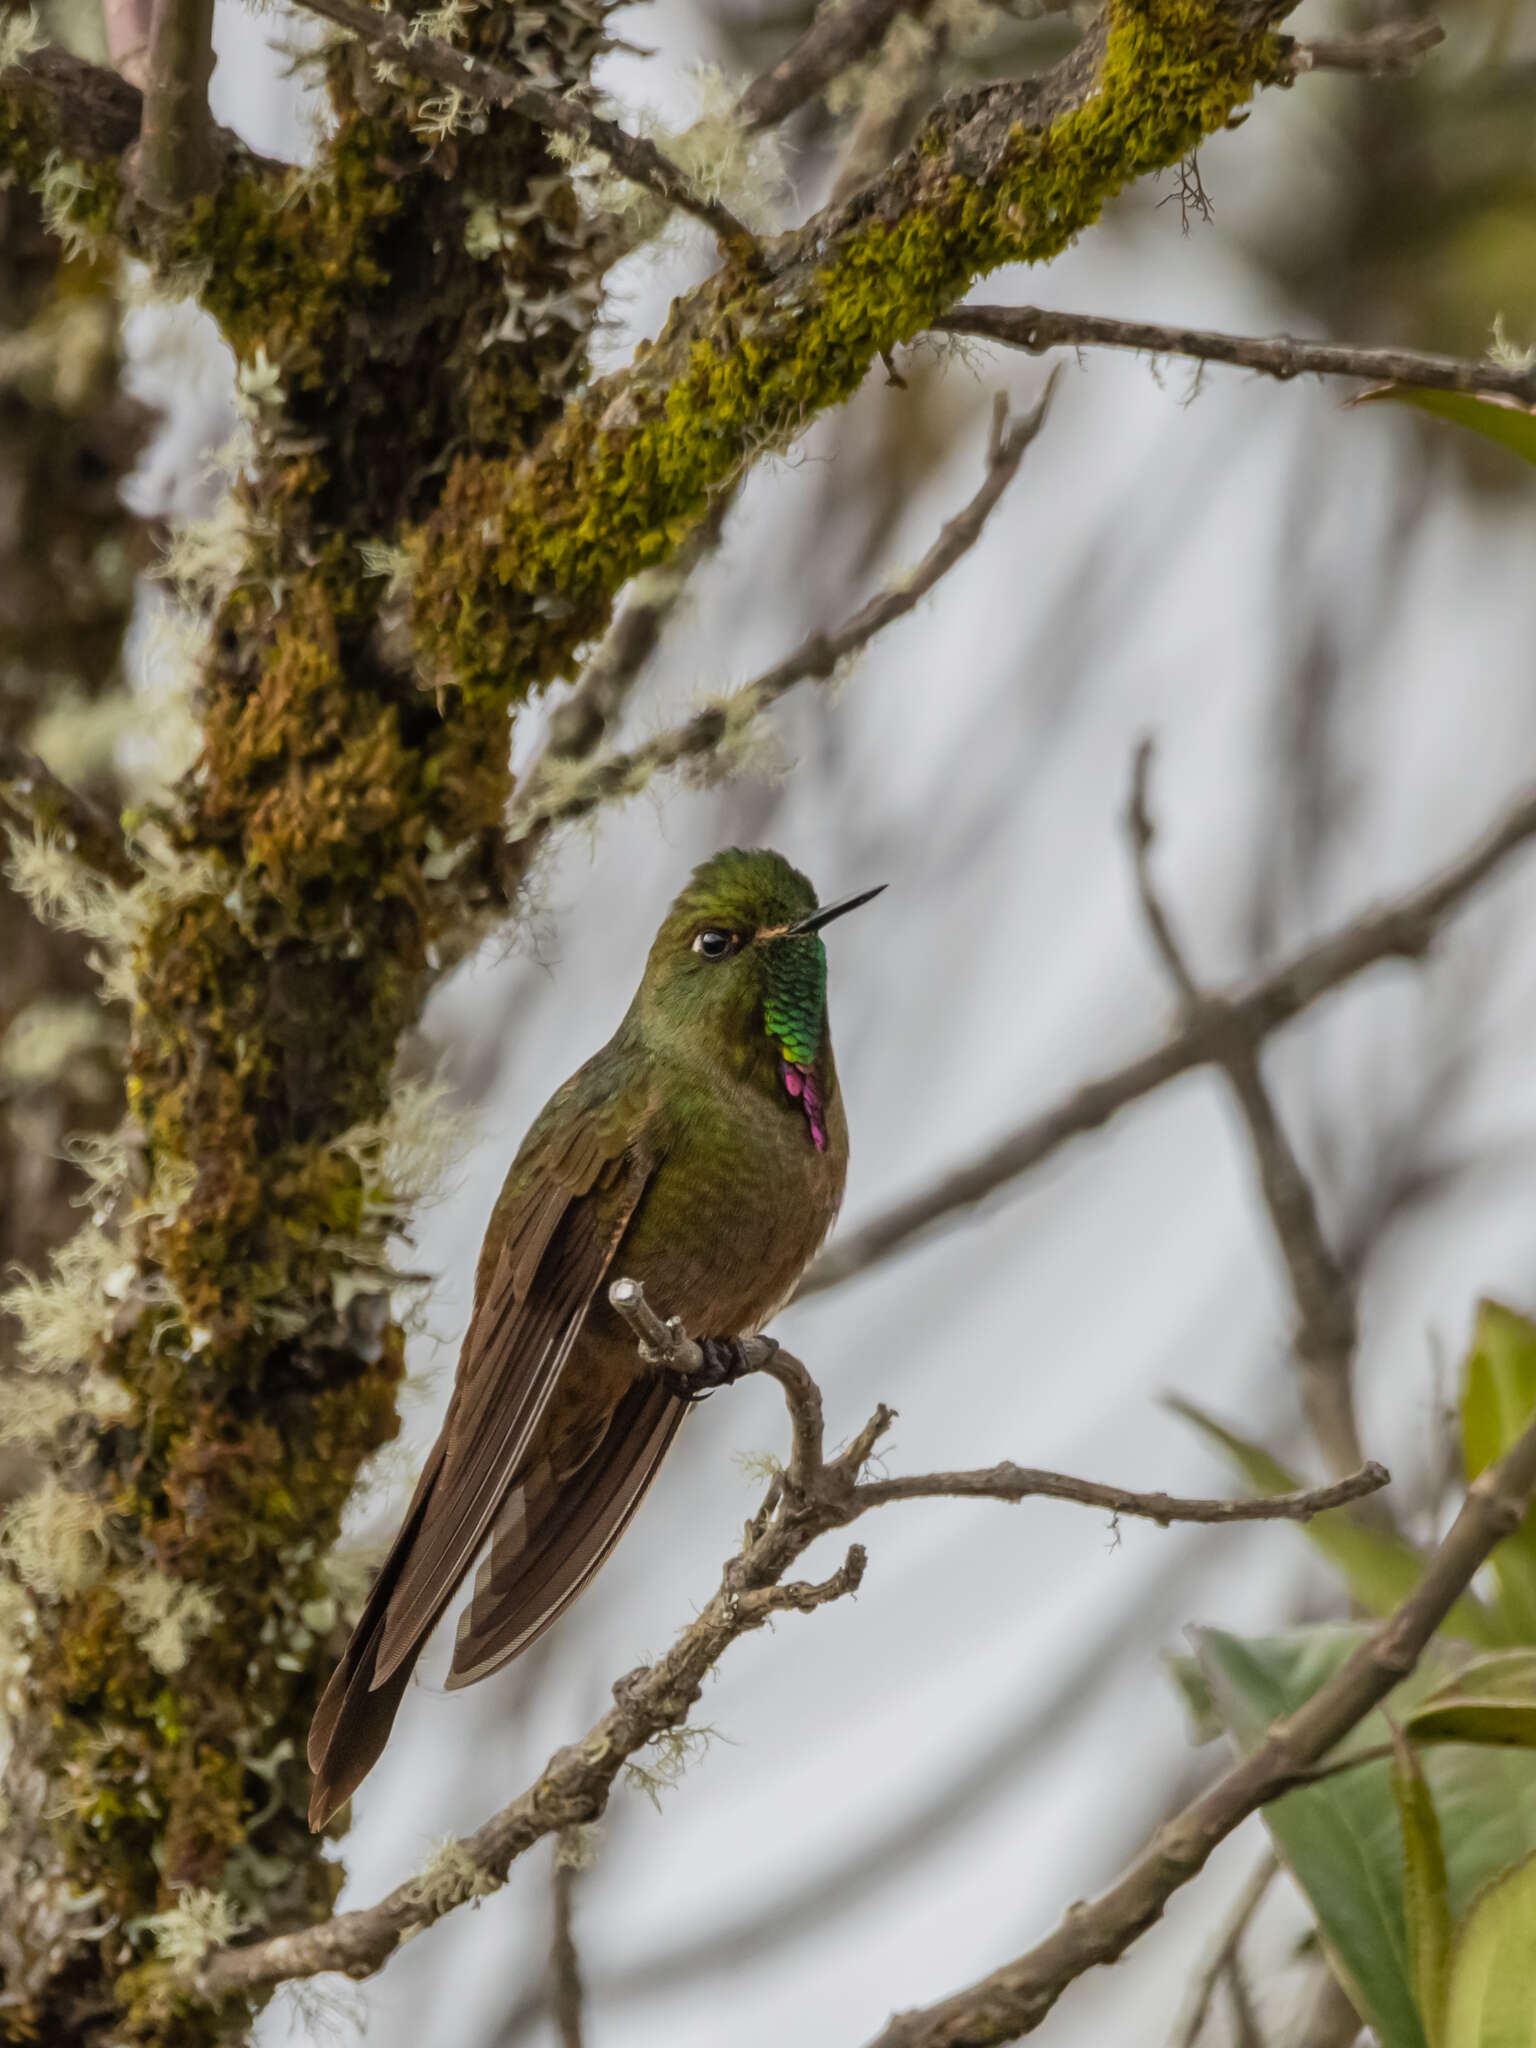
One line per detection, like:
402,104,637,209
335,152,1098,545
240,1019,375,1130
1409,1653,1536,1751
1168,1397,1502,1648
1162,1649,1222,1745
1196,1627,1536,2048
1460,1303,1536,1642
1197,1625,1438,2048
1352,387,1536,470
1394,1726,1452,2047
1444,1852,1536,2047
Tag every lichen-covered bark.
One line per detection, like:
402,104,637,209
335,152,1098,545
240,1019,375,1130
0,173,148,1451
408,0,1292,700
0,8,611,2041
0,0,1297,2038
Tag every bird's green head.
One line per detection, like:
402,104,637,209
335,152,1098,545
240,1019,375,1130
637,848,882,1102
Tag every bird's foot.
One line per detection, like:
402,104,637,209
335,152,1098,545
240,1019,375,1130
662,1335,774,1403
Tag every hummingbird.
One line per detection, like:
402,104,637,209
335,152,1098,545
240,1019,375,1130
307,847,883,1827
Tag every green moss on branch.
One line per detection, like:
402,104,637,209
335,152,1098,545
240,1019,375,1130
412,0,1288,699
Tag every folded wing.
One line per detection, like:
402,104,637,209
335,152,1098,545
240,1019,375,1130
307,1109,657,1829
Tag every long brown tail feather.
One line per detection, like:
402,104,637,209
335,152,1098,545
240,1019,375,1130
306,1441,448,1829
446,1378,688,1689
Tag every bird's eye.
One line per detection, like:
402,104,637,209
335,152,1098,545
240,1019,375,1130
692,927,738,960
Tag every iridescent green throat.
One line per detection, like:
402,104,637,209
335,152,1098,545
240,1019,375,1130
762,934,827,1067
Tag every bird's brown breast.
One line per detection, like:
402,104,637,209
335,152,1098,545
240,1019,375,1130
534,1050,846,1478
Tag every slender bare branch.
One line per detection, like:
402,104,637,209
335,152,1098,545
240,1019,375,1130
534,490,737,775
1125,740,1365,1478
193,1286,1389,1999
549,1831,587,2048
933,303,1536,407
862,1407,1536,2048
1172,1853,1276,2048
506,379,1056,844
801,777,1536,1297
502,486,739,894
827,3,946,208
288,0,759,255
1286,19,1444,75
0,735,138,889
130,0,217,211
854,1460,1389,1524
735,0,933,133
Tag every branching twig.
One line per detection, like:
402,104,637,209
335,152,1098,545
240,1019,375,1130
854,1461,1388,1524
289,0,759,255
503,486,738,891
534,490,737,774
505,381,1055,844
130,0,217,210
827,2,946,207
0,736,138,889
1172,1853,1276,2048
863,1406,1536,2047
1126,741,1365,1478
194,1286,1392,1998
1286,19,1444,75
801,777,1536,1297
933,304,1536,407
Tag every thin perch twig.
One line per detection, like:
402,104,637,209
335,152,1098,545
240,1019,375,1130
506,379,1056,843
288,0,759,255
801,776,1536,1297
1125,740,1367,1480
194,1284,1388,1998
933,303,1536,407
862,1404,1536,2047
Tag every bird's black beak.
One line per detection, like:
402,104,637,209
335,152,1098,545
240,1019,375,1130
783,884,887,937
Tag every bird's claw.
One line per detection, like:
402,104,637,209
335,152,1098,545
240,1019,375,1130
661,1335,759,1403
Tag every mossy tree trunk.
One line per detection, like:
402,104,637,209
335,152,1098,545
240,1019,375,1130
0,0,1297,2038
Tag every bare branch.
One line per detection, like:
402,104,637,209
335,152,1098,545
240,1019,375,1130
288,0,760,255
801,777,1536,1297
196,1338,869,1998
534,490,737,774
1172,1853,1276,2048
501,488,739,894
933,302,1536,407
130,0,217,211
1125,741,1365,1477
1286,19,1444,75
827,3,946,208
549,1831,587,2048
735,0,932,133
195,1288,1388,1999
854,1460,1389,1524
863,1408,1536,2048
506,379,1056,844
0,735,138,889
